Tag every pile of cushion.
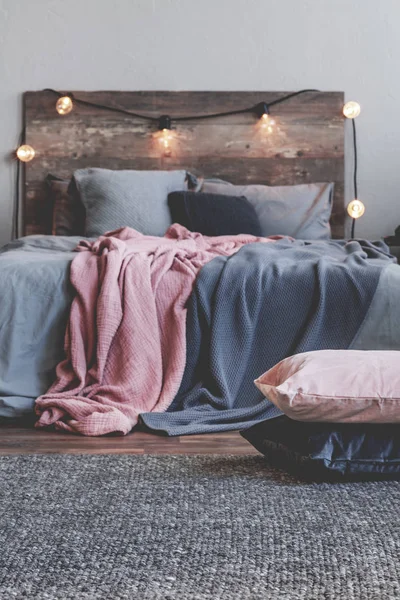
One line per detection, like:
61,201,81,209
242,350,400,479
46,168,334,241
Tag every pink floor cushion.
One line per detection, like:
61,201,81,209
255,350,400,423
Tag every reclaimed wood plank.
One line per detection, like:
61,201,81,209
23,90,345,237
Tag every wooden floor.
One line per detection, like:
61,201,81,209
0,421,258,455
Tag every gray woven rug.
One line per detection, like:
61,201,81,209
1,455,400,600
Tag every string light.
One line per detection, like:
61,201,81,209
347,199,365,219
259,113,276,134
16,145,35,162
343,101,363,238
343,101,361,119
43,88,319,130
160,129,173,151
254,101,276,134
14,88,362,240
157,115,174,156
56,96,73,115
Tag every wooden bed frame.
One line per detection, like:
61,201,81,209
23,90,345,237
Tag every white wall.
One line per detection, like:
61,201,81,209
0,0,399,244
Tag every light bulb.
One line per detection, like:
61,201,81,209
162,128,171,145
155,116,175,155
16,145,35,162
56,96,73,115
343,101,361,119
347,199,365,219
158,128,173,155
259,113,276,134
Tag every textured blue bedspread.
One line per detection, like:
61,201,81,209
141,239,396,435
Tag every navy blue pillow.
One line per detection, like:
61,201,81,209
168,191,262,237
241,417,400,480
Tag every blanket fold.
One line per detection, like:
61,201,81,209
35,225,273,436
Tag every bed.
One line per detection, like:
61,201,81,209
1,90,399,436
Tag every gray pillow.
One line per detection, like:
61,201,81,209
200,179,334,240
73,168,188,237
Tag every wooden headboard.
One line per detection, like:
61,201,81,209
23,90,345,237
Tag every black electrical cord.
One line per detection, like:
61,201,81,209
14,160,21,240
350,118,358,239
44,88,320,123
13,129,24,239
44,89,158,121
172,89,320,121
268,89,320,108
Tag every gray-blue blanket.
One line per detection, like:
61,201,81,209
0,236,86,418
141,239,396,436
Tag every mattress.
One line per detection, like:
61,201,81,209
0,236,399,421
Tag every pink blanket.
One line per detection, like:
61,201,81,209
35,225,274,436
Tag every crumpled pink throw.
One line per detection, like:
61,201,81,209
35,224,276,436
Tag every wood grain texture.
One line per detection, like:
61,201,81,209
0,422,258,456
23,90,345,237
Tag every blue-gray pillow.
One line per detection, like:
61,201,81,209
200,179,334,240
73,168,188,237
168,191,262,237
241,416,400,480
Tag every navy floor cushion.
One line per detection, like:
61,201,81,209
241,416,400,480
